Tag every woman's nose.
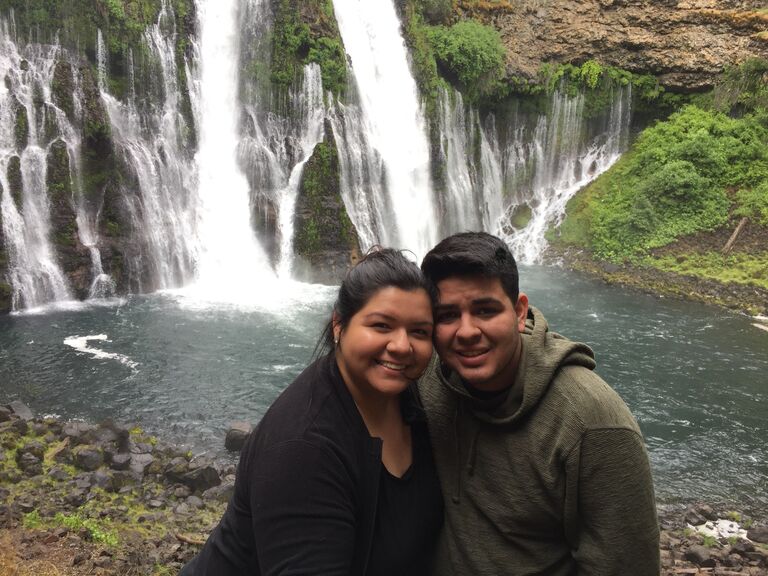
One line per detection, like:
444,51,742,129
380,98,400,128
387,329,411,354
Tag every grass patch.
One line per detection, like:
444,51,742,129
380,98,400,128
643,252,768,289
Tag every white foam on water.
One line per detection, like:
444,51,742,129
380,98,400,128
690,519,749,541
63,334,138,369
753,323,768,333
12,297,127,316
164,279,337,315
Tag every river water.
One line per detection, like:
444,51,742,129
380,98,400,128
1,266,766,512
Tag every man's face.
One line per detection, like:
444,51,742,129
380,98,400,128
433,275,528,392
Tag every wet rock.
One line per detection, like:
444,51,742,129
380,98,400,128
186,495,203,509
181,465,221,493
684,505,707,526
62,422,96,445
130,452,155,475
732,539,755,556
225,421,251,452
0,406,12,422
18,452,43,476
203,481,235,503
696,503,716,520
747,525,768,544
111,453,132,471
685,544,716,567
164,457,189,483
47,466,71,482
91,469,114,491
4,418,28,436
17,440,46,461
73,445,103,471
8,400,34,421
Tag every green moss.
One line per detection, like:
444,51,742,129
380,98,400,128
14,101,29,150
643,252,768,290
294,138,356,257
6,155,23,211
426,20,507,104
270,0,347,97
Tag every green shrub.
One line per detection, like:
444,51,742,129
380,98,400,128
563,105,768,260
427,20,506,103
735,183,768,225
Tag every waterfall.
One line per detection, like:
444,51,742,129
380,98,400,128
188,0,275,298
0,17,73,309
331,0,437,257
274,64,325,278
505,86,632,262
98,1,199,293
435,84,632,264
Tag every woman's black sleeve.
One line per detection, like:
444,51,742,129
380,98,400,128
250,439,357,576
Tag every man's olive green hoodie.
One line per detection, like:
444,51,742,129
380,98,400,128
419,306,659,576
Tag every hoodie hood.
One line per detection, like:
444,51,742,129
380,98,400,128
440,306,596,426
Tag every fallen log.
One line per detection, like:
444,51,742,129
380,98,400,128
722,217,748,254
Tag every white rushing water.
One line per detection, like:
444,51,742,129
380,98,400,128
98,1,200,293
188,0,275,300
0,17,73,309
332,0,437,257
434,84,632,263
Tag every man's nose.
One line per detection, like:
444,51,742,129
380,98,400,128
456,314,480,340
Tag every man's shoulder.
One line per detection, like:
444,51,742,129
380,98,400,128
546,365,640,432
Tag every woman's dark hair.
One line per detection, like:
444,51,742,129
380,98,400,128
315,248,436,357
421,231,520,303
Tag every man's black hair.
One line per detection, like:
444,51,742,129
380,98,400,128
421,232,520,303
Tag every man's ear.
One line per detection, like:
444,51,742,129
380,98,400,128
515,293,529,332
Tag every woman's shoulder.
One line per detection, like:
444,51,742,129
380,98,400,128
250,355,365,452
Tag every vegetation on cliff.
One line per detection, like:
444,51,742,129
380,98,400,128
553,59,768,310
270,0,347,97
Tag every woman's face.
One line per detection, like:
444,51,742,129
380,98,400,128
334,286,434,398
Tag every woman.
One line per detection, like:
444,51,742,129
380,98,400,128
181,249,443,575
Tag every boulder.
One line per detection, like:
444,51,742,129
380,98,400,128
684,505,707,526
0,406,12,422
17,440,46,462
8,400,34,421
129,452,155,476
110,453,132,471
91,469,114,491
203,481,235,503
225,421,252,452
47,466,71,482
73,445,103,472
62,422,97,445
747,526,768,544
685,545,716,568
18,452,42,476
180,465,221,493
164,457,190,484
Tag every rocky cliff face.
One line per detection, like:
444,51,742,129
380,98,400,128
462,0,768,91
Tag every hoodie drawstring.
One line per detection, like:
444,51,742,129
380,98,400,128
452,401,481,504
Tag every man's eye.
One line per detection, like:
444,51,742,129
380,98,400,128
476,308,498,317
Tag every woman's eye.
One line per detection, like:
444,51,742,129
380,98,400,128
411,328,431,338
372,322,390,331
435,312,458,323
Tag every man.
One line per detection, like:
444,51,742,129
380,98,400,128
419,232,659,575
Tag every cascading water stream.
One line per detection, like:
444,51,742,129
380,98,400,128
274,64,325,278
331,0,437,257
98,1,199,293
187,0,274,300
505,86,632,262
0,18,73,309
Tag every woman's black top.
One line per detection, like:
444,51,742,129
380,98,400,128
367,426,443,576
180,353,443,576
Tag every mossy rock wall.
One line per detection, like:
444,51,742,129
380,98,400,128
0,181,10,314
6,156,23,212
46,139,91,299
293,122,360,284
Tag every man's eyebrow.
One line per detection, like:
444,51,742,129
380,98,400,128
471,297,503,306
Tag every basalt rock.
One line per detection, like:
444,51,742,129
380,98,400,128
73,445,104,472
6,154,23,211
293,122,361,284
8,400,34,421
224,421,252,452
46,138,91,299
467,0,768,92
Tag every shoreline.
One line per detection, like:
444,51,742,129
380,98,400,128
548,246,768,318
2,405,767,575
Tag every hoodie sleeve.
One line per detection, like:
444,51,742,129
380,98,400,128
567,427,660,576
